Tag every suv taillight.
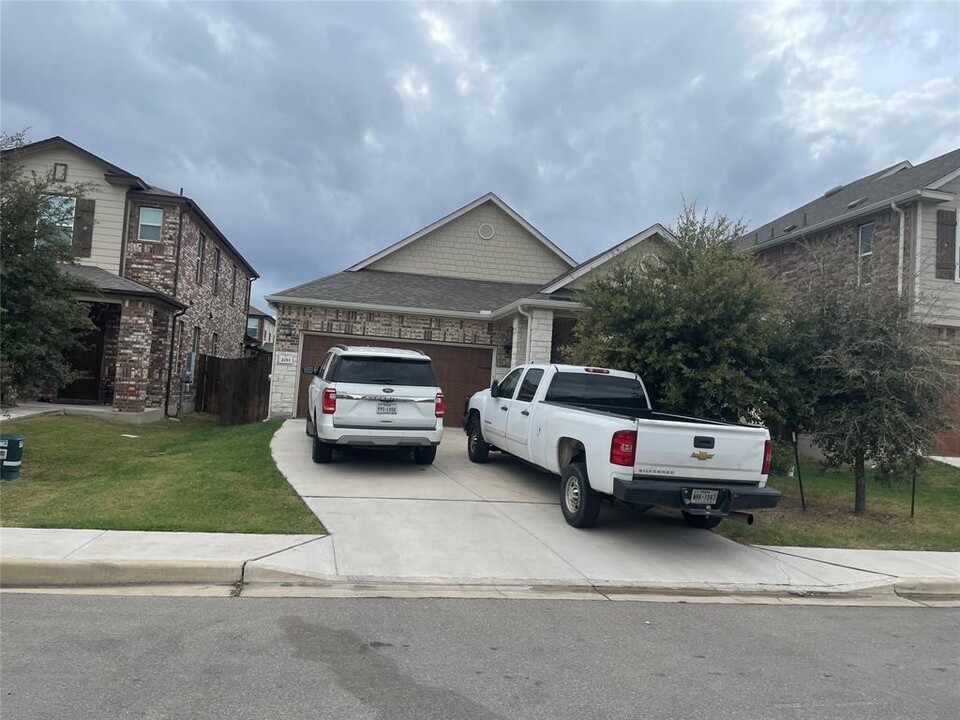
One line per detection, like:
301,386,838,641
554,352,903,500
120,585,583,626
435,392,445,418
321,387,337,414
761,439,772,476
610,430,637,467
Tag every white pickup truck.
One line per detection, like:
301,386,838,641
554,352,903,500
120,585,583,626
465,364,781,529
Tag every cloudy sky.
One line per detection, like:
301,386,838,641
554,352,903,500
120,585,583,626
3,1,958,310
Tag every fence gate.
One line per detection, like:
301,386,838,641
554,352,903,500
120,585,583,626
195,354,271,425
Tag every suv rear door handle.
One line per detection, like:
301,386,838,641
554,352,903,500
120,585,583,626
520,410,529,416
500,406,508,411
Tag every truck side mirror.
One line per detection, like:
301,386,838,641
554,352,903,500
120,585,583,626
490,380,500,398
302,365,316,375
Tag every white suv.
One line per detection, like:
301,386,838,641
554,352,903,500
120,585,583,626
302,345,444,464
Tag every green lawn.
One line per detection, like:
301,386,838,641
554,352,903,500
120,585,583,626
715,459,960,551
0,415,325,535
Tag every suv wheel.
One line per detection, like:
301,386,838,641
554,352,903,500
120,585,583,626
413,446,437,465
312,433,333,463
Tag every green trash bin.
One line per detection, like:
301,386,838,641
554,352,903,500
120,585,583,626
1,434,24,481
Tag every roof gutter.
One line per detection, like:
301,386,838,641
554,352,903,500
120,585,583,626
745,189,953,254
891,201,906,298
264,293,581,321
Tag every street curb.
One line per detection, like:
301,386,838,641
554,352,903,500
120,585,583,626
0,558,242,587
893,577,960,600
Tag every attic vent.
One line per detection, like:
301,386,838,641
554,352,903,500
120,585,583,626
783,223,798,233
847,196,868,209
823,184,844,198
478,223,495,240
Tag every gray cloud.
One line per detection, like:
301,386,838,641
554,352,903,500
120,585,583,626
3,1,958,311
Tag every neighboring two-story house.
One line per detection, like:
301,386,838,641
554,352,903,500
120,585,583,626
740,147,960,453
266,192,673,424
8,136,259,419
246,305,276,353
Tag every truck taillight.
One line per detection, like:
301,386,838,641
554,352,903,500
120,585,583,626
435,392,445,418
321,387,337,414
610,430,637,466
761,439,772,476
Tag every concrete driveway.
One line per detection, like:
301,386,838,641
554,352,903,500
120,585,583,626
269,421,903,592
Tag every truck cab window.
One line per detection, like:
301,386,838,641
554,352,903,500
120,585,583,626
516,369,544,402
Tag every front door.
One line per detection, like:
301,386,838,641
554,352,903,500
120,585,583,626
58,306,106,402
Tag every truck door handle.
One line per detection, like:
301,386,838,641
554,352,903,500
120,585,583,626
500,406,508,411
520,410,529,416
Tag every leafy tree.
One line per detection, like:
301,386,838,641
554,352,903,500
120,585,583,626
1,131,93,404
566,203,786,424
783,238,952,514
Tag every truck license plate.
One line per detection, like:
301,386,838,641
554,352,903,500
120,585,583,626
690,489,719,504
376,403,397,415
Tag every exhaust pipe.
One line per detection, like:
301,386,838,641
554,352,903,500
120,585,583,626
727,511,754,525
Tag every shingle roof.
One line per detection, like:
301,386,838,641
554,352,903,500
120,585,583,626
270,269,547,313
247,305,274,319
61,264,185,310
740,147,960,251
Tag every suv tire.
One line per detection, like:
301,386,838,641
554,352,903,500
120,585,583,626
312,433,334,463
413,446,437,465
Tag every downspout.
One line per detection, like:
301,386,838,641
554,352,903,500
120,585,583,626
891,201,906,298
163,200,187,418
517,305,533,364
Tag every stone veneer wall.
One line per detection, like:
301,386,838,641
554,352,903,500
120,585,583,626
269,303,513,417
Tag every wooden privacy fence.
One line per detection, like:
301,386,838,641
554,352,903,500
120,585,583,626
195,353,271,425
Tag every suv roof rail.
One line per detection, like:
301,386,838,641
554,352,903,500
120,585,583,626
332,344,349,351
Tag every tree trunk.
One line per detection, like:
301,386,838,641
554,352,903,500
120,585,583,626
854,450,866,515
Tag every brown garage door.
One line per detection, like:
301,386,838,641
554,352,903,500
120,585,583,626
296,334,495,426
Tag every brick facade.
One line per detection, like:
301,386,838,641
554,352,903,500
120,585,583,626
269,303,513,417
108,199,254,414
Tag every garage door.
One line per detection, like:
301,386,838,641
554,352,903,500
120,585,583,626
296,334,495,426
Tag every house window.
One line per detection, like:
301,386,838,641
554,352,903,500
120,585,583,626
212,333,219,357
246,317,260,336
858,222,874,286
52,163,68,182
936,210,957,281
195,233,205,283
231,264,237,305
42,195,76,247
213,248,221,294
138,207,163,242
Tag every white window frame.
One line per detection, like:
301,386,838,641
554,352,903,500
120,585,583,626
138,207,164,242
858,222,874,286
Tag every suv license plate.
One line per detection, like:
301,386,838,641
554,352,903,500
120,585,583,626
690,489,719,504
376,403,397,415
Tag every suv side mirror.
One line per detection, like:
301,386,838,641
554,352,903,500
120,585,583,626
302,365,316,375
490,380,500,398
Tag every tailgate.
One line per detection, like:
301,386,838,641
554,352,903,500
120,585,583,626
333,383,438,430
633,419,766,483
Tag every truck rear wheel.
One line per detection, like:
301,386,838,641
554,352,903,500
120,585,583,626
560,462,602,528
467,422,490,463
413,446,437,465
682,511,722,529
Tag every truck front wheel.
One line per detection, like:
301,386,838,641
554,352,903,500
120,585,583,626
682,511,723,529
467,422,490,463
560,462,602,528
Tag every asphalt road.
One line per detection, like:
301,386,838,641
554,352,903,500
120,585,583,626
1,595,957,720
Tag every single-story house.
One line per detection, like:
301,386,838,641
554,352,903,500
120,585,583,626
266,192,672,424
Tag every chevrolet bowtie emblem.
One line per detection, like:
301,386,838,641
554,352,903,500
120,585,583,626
691,451,714,461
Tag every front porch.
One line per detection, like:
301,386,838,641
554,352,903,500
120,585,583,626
503,308,578,369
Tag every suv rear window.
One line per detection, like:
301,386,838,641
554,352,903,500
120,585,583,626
332,357,438,386
544,372,649,411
